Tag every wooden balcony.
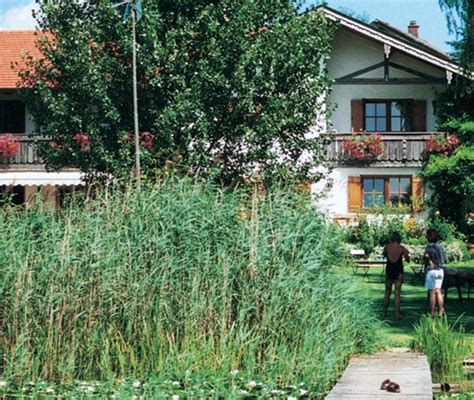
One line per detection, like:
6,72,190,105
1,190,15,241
0,134,47,170
324,132,433,167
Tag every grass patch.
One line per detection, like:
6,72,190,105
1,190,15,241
345,261,474,347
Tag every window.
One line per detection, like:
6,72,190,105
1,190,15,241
363,178,384,208
0,185,25,206
0,100,25,133
362,176,412,208
364,100,412,132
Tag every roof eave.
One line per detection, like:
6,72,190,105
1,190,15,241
321,7,473,80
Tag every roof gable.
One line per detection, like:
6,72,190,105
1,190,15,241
318,6,468,78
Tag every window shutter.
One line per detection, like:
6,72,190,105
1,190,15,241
412,100,427,132
348,176,362,212
412,175,424,212
351,100,364,132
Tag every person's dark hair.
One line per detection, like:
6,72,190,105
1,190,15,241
389,232,402,244
427,229,440,243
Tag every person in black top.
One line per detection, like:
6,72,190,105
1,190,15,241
382,232,410,319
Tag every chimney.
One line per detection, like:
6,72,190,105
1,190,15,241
408,20,419,38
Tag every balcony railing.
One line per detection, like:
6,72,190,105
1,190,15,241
0,134,47,169
0,132,436,169
324,132,433,166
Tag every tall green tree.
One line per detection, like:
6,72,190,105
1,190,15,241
438,0,473,72
422,2,474,235
18,0,336,185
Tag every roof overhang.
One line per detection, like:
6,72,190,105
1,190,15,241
321,7,473,80
0,171,84,186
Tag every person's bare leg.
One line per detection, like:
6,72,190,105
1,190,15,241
436,289,445,316
383,280,392,318
429,290,436,316
394,275,403,319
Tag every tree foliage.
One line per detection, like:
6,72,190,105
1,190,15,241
438,0,473,72
422,144,474,234
18,0,336,185
421,1,474,235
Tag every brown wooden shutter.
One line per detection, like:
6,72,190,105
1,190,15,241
348,176,362,212
351,100,364,132
412,100,427,132
412,175,424,212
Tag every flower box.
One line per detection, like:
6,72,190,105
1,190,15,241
425,134,459,157
341,133,384,161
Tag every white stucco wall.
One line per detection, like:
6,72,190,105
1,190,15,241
326,27,448,133
312,166,422,216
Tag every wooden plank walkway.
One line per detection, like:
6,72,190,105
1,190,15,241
326,348,432,399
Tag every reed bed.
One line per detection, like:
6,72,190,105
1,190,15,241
413,315,471,384
0,178,379,396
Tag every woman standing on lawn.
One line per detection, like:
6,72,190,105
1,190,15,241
424,229,446,317
382,232,410,319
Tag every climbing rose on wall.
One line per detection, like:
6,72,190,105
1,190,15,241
0,134,20,158
73,133,90,153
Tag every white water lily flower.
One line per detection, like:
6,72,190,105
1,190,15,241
270,389,285,395
246,380,257,389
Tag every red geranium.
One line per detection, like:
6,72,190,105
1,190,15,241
0,134,19,158
342,133,384,160
425,134,459,157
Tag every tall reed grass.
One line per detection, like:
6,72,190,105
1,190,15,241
0,178,379,395
412,315,471,383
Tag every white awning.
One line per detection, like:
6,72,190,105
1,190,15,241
0,171,84,186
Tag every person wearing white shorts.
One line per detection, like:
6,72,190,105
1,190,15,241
424,229,446,317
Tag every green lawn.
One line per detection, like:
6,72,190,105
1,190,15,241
344,261,474,348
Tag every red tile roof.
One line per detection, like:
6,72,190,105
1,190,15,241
0,31,47,89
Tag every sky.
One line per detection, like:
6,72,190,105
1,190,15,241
0,0,456,53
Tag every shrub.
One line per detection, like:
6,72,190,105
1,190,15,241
345,209,406,255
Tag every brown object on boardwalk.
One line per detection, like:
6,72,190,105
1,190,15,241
326,348,432,399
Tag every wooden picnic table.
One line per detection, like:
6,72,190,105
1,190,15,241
353,259,386,279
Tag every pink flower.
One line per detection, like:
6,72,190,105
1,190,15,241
73,132,90,153
342,133,383,160
425,134,459,157
140,131,154,150
0,134,19,158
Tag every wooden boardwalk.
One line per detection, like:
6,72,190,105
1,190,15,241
326,348,432,399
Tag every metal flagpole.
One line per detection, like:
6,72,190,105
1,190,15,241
131,5,140,187
112,0,141,187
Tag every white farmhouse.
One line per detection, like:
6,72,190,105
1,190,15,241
315,6,467,223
